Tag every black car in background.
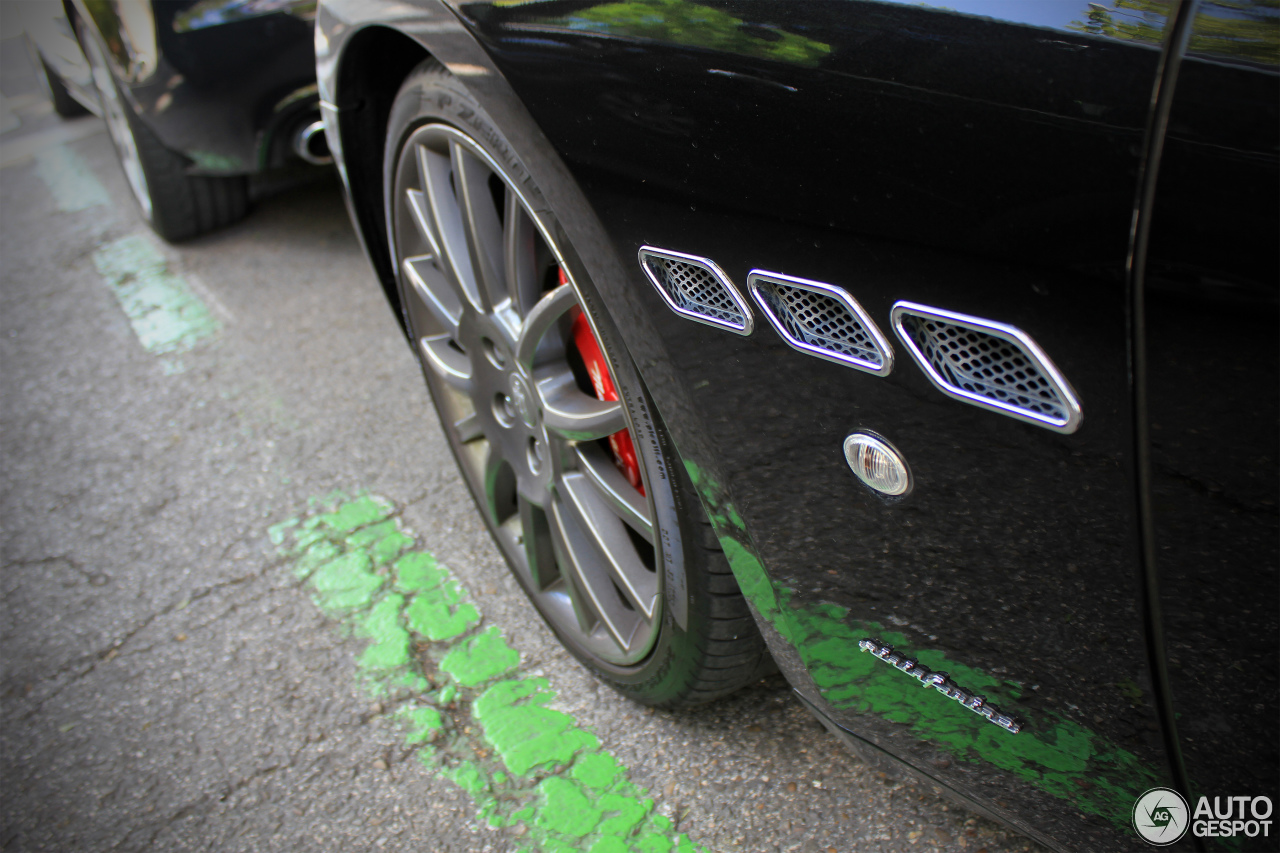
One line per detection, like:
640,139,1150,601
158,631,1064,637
24,0,324,241
315,1,1278,850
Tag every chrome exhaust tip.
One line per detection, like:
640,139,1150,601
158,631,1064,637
292,119,332,165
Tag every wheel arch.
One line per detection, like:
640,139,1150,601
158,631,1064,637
333,25,433,336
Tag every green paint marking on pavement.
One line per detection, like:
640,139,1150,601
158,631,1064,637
306,550,383,612
357,593,412,671
474,678,600,776
398,704,444,746
394,551,446,593
440,626,519,686
34,145,110,211
405,580,480,642
275,493,705,853
92,234,219,358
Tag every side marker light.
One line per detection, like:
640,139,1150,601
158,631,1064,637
843,433,911,497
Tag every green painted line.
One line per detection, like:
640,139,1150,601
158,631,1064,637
273,493,706,853
92,234,219,359
34,144,110,211
683,460,1161,833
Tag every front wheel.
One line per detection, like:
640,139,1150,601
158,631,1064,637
384,60,772,706
80,28,248,242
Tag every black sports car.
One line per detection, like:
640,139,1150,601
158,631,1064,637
314,1,1279,850
25,0,325,241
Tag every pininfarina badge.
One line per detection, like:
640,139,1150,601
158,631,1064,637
859,639,1023,734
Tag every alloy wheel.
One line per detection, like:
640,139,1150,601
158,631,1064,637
81,34,151,220
392,124,662,666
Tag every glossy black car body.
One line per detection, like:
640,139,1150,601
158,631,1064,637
39,0,321,172
26,0,324,237
316,1,1279,850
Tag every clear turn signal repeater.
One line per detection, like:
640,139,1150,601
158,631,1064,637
844,432,912,497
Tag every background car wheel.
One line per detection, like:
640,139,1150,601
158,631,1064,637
29,45,88,118
385,59,773,707
79,29,248,242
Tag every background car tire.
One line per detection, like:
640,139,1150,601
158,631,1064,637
385,59,774,707
31,46,88,118
79,28,248,242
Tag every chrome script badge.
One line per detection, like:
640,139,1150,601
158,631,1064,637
858,638,1023,734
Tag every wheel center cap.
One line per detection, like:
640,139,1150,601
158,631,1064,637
508,373,537,429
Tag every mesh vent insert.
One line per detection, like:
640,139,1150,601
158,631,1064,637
748,273,892,375
893,302,1081,433
638,247,752,335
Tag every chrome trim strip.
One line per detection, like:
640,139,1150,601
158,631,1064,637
747,270,893,377
890,301,1083,434
637,246,754,336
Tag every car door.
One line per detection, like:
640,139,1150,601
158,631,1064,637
1143,0,1280,839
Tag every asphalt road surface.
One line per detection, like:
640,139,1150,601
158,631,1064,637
0,33,1046,853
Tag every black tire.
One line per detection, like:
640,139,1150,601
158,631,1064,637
80,28,248,242
384,60,773,707
33,48,88,118
120,104,251,243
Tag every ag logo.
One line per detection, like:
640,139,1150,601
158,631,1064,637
1133,787,1190,845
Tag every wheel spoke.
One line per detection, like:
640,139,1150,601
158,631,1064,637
549,496,641,646
561,473,658,620
416,143,484,311
519,495,559,591
451,142,508,312
84,37,151,218
547,499,601,635
481,441,516,528
402,254,462,335
455,432,488,495
453,411,483,443
550,493,646,650
575,443,653,543
536,368,627,441
515,284,575,370
404,187,442,259
418,333,472,393
503,189,538,315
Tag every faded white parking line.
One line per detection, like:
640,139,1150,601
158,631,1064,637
0,95,19,134
0,116,102,169
34,144,109,211
93,234,220,370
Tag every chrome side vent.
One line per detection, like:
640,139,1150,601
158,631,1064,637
891,302,1082,433
747,271,893,376
638,246,753,335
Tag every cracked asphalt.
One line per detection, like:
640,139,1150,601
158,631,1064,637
0,31,1045,853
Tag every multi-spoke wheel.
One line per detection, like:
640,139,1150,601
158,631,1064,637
385,61,772,702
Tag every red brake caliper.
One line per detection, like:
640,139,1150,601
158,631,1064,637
562,269,645,495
